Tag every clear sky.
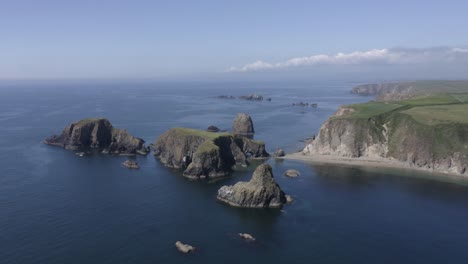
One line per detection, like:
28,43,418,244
1,0,468,80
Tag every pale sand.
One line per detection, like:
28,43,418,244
282,152,466,178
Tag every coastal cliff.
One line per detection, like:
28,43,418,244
44,118,149,155
303,91,468,176
152,128,269,179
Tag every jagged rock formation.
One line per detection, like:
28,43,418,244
152,128,269,179
216,164,287,208
44,118,149,155
232,113,254,135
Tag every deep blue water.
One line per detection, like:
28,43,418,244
1,81,468,264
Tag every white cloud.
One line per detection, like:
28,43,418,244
226,47,468,72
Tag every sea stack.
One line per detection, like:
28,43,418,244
217,163,287,208
152,128,269,179
232,113,254,135
44,118,149,155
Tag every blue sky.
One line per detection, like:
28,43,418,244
1,0,468,80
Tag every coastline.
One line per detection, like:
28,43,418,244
282,152,468,178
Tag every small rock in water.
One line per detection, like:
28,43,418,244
122,159,140,169
239,233,256,241
284,169,300,178
175,241,195,253
76,152,86,157
285,195,294,204
206,125,220,132
273,148,285,157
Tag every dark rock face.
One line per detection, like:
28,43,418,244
152,128,269,179
232,113,254,135
217,163,287,208
44,118,149,155
207,125,220,132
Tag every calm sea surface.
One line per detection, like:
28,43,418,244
1,81,468,264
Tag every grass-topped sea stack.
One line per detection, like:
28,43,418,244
152,128,269,179
44,118,149,155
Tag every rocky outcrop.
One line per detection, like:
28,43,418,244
44,118,149,155
122,160,140,169
303,113,387,158
303,108,468,175
175,241,195,253
217,94,271,101
232,113,254,135
273,148,285,157
239,94,264,101
291,102,318,108
152,128,269,179
239,233,256,241
216,164,287,208
284,169,300,178
207,125,220,132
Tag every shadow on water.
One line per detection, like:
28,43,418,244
308,162,468,206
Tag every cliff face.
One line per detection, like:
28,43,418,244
217,163,287,208
303,107,468,175
152,128,269,179
351,83,416,101
44,118,149,155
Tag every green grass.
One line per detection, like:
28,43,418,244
398,93,468,106
172,127,231,139
75,117,107,124
336,102,403,119
403,80,468,94
402,104,468,125
195,140,220,155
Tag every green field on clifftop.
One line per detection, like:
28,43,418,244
402,104,468,125
341,90,468,125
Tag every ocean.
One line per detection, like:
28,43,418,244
1,81,468,264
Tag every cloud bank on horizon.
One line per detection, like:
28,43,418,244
226,47,468,73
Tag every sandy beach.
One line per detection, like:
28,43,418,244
283,152,466,178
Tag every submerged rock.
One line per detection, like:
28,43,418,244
44,118,149,155
122,160,139,169
239,233,256,241
175,241,195,253
152,128,269,179
232,113,254,135
217,164,287,208
284,169,300,178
